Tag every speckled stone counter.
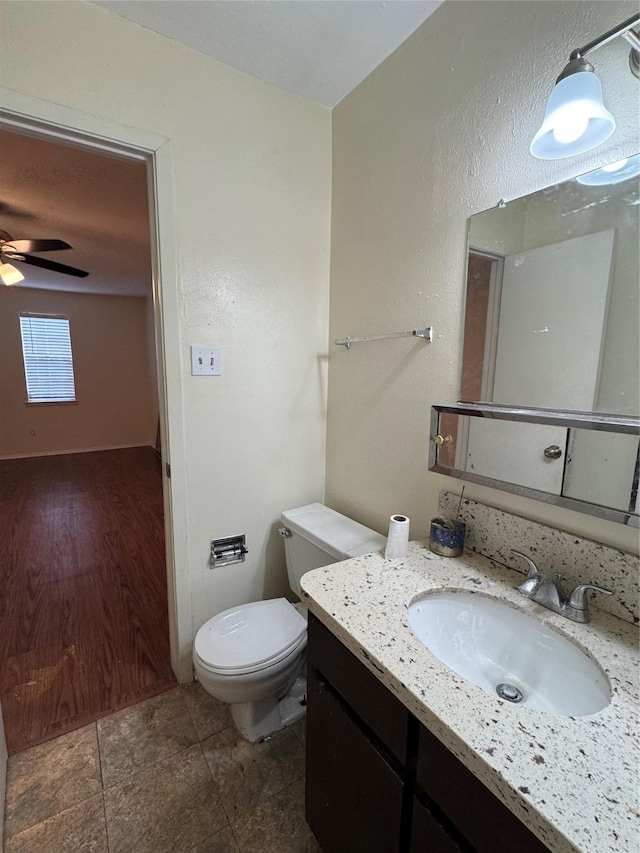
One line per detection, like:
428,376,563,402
300,542,639,853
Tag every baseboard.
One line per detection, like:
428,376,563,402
0,443,155,461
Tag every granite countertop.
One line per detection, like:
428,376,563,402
300,541,639,853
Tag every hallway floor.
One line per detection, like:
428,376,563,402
3,684,319,852
0,447,176,754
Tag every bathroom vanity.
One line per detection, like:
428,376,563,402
306,611,547,852
301,540,639,853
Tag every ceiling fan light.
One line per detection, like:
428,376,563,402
0,262,25,285
530,70,616,159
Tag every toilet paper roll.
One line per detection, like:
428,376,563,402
385,514,410,560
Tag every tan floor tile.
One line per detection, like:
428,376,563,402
181,681,232,741
103,743,227,853
4,723,102,839
232,778,320,853
202,725,305,822
97,686,198,787
5,793,107,853
190,825,240,852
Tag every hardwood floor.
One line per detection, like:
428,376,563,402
0,447,176,754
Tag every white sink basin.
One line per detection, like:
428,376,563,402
408,592,610,716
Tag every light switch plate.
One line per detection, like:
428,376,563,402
191,346,221,376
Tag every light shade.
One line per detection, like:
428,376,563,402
576,153,640,185
0,262,25,285
530,70,616,159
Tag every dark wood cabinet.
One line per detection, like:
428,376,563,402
306,675,404,853
416,724,547,853
306,612,549,853
410,796,465,853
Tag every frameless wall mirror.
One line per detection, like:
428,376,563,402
461,155,639,418
447,156,640,524
430,404,640,525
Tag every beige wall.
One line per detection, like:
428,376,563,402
327,0,639,556
0,0,331,667
0,287,156,457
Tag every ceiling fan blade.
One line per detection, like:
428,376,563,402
6,239,72,253
12,253,89,278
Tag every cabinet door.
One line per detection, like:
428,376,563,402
306,670,404,853
308,613,408,765
416,725,549,853
411,797,466,853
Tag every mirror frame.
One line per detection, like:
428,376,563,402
430,403,640,525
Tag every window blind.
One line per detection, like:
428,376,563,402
19,314,76,403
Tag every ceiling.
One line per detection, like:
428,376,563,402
1,1,443,298
92,0,443,108
0,129,152,297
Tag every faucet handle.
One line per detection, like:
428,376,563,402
567,583,613,611
510,550,540,578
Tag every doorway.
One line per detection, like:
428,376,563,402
0,105,187,753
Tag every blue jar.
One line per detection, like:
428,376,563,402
429,517,466,557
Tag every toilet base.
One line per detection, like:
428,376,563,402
231,676,307,742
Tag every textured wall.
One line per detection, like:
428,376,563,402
327,0,640,555
0,287,156,456
0,0,331,674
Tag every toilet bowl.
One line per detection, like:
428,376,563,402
193,503,386,742
193,598,308,741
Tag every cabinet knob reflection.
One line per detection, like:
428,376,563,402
434,434,454,446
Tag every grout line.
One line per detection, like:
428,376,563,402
100,734,217,792
94,727,113,853
95,721,105,790
102,789,111,853
197,739,230,824
229,819,243,853
230,776,310,852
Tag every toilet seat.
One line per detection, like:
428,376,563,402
194,598,307,676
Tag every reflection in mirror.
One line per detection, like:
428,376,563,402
461,155,639,416
430,404,640,525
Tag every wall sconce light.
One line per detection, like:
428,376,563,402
530,13,640,159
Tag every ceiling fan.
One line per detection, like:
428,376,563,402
0,230,89,285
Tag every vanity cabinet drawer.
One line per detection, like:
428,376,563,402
416,724,549,853
307,612,408,765
306,666,404,853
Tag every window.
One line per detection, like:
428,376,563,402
19,314,76,403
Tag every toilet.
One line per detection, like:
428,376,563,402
193,502,386,742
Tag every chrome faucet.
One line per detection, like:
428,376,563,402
510,550,613,623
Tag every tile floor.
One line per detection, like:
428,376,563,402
3,684,320,852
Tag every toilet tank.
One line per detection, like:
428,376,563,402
280,502,387,598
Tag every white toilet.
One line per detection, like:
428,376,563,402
193,502,386,741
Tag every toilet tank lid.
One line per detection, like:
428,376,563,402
281,502,386,560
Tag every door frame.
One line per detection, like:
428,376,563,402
0,88,193,683
457,248,504,469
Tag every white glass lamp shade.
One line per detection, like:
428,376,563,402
0,262,25,285
530,70,616,159
577,154,640,185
